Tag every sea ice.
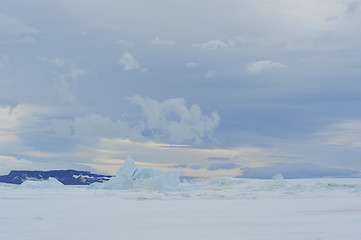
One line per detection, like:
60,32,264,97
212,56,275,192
89,155,180,190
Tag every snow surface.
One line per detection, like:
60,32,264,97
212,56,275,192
1,160,361,240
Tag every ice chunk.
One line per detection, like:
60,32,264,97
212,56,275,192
89,155,180,191
272,173,285,180
21,177,64,189
115,155,138,179
148,170,180,189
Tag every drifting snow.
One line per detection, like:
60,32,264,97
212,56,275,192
89,156,180,190
21,177,64,189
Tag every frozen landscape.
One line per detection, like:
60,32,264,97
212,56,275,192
1,157,361,240
2,1,361,239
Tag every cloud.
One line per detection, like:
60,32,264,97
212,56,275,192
0,105,23,147
151,36,175,45
317,120,361,148
192,40,227,50
72,95,220,144
170,164,187,168
246,60,286,73
192,36,247,50
208,162,240,171
38,56,72,67
0,104,80,155
227,36,248,46
0,14,39,44
204,157,230,161
185,59,201,68
239,163,360,179
127,95,220,144
72,114,145,141
0,156,37,175
118,52,139,71
345,1,360,15
76,137,262,177
205,70,216,79
39,57,88,104
39,56,87,79
189,164,202,170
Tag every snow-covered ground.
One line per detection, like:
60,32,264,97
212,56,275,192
1,177,361,240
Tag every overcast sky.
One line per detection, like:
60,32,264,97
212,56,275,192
1,0,361,178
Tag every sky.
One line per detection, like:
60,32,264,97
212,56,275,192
1,0,361,179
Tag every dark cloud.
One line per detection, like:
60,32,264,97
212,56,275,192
189,165,202,170
346,1,360,15
208,163,240,171
204,157,230,161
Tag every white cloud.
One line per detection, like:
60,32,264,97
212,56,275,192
205,70,216,79
151,36,175,45
193,36,247,50
192,40,227,50
227,35,248,46
127,95,220,144
246,60,287,73
118,52,139,71
0,14,39,44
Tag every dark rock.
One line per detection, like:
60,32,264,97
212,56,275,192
0,170,113,185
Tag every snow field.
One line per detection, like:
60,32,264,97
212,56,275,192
1,177,361,240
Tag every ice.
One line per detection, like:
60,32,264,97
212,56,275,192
20,177,64,189
89,155,180,190
271,173,284,180
115,155,138,179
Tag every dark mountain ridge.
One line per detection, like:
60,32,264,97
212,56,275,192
0,170,112,185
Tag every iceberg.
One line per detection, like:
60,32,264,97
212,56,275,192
89,156,180,191
21,177,64,189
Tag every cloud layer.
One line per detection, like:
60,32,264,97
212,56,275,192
2,0,361,177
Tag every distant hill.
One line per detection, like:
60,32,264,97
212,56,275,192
0,170,112,185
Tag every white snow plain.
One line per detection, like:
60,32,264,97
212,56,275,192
1,159,361,240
